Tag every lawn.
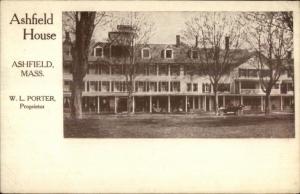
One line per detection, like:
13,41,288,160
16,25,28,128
64,113,295,138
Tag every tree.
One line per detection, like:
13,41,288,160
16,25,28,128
244,12,293,114
279,12,294,94
280,12,293,32
108,12,154,113
63,12,109,119
183,12,247,114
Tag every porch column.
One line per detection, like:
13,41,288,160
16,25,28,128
97,96,100,114
240,95,244,105
192,96,195,110
168,95,171,113
198,96,201,109
261,96,264,112
114,96,117,114
280,96,283,111
149,96,152,113
223,95,225,107
204,96,207,111
239,81,242,94
132,96,135,113
156,64,159,76
209,97,212,111
185,95,188,112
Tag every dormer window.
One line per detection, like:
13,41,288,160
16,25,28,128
94,46,103,57
191,50,198,59
142,48,150,59
165,49,173,59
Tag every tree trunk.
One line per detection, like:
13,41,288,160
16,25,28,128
127,78,134,114
127,93,133,113
264,92,271,115
213,84,219,115
70,12,96,119
214,91,219,115
71,80,83,119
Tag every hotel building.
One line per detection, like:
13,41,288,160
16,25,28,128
63,26,294,114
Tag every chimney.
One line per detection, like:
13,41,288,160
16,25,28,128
225,36,229,50
176,35,180,47
195,35,198,47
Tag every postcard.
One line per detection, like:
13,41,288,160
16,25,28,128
1,1,299,193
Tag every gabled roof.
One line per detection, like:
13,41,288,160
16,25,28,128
63,38,255,68
86,41,252,65
236,51,294,70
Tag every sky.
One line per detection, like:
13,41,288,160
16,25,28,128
92,12,201,44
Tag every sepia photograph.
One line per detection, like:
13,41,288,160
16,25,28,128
1,1,299,192
63,11,294,138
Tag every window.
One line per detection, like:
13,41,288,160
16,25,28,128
148,65,157,75
170,65,180,76
113,81,126,92
158,64,168,76
239,69,247,77
89,81,98,92
193,83,198,92
170,81,180,92
192,50,198,59
239,69,258,77
149,82,157,92
101,81,110,92
260,69,270,77
248,69,258,77
63,63,72,74
123,82,127,92
202,83,211,93
165,49,173,59
241,81,256,89
98,81,101,91
94,47,103,57
159,82,169,92
135,64,146,75
111,65,122,75
287,83,294,91
187,83,192,92
273,83,279,89
135,81,147,92
142,48,150,58
63,80,72,92
88,63,97,74
218,83,230,92
287,69,293,78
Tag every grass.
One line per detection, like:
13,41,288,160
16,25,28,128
64,113,295,138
